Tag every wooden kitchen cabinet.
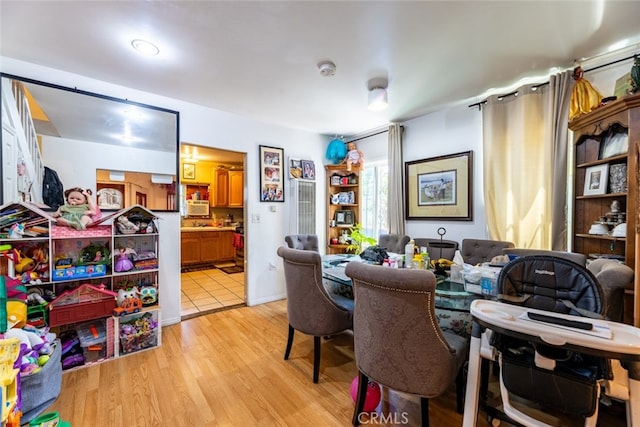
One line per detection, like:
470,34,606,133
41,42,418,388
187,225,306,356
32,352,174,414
213,169,243,207
180,230,235,265
180,234,201,265
228,171,244,207
200,232,222,263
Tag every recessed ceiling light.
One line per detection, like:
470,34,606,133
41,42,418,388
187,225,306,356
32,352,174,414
131,39,159,56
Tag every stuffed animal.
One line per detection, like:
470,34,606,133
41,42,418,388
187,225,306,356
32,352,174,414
117,286,140,307
117,216,139,234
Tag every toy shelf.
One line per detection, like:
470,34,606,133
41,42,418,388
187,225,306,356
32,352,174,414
0,202,162,370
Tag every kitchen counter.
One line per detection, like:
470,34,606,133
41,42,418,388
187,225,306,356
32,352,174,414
180,226,236,232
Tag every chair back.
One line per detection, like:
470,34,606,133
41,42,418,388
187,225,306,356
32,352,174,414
284,234,319,251
345,262,466,398
502,248,586,266
377,234,410,253
497,255,604,316
460,238,514,266
277,246,352,336
414,238,459,260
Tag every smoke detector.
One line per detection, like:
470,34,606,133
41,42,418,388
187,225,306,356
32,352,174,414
318,61,336,77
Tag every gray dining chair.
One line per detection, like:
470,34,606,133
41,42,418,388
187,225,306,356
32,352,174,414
377,234,410,253
345,262,468,426
276,246,353,383
284,234,319,251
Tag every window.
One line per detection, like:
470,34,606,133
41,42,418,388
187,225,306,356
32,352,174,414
360,160,388,240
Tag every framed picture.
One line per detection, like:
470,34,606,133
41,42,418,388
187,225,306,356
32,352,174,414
405,151,473,221
259,145,284,202
289,158,303,179
183,163,195,180
334,210,354,226
301,160,316,180
583,164,609,196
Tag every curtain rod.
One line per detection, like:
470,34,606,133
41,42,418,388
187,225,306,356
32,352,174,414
346,125,403,143
468,52,638,110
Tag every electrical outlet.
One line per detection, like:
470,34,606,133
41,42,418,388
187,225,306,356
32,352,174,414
251,214,261,223
269,205,277,213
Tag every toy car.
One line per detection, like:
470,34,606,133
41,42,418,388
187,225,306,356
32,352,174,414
112,297,143,316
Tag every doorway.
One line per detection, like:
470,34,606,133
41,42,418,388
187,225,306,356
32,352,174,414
179,144,246,319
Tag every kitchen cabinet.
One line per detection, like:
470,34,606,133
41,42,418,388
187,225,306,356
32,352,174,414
180,234,201,265
228,171,244,207
213,170,243,207
180,229,235,265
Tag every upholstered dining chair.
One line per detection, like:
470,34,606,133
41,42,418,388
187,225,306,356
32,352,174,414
276,246,353,383
345,262,468,426
284,234,319,251
460,238,514,266
377,234,410,253
414,238,459,261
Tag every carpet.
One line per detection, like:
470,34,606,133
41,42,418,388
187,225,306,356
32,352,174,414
219,265,244,274
181,263,216,273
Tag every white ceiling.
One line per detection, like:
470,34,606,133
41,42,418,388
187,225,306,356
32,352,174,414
2,1,640,137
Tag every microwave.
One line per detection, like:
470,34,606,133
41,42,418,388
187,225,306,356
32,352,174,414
186,200,210,216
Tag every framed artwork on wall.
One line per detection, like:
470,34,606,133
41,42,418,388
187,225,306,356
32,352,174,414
405,151,473,221
183,163,195,180
259,145,284,202
301,160,316,180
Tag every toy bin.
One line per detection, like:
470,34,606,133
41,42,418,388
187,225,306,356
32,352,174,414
118,310,159,355
77,319,107,363
20,339,62,424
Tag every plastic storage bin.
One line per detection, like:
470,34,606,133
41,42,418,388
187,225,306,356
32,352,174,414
76,319,107,362
119,310,159,355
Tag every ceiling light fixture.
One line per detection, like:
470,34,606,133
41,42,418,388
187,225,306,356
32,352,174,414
131,39,160,56
368,87,388,111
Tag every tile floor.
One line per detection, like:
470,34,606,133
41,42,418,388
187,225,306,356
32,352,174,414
180,268,245,319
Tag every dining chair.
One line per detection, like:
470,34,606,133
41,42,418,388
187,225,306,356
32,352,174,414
345,262,468,426
276,246,353,383
284,234,319,251
377,234,410,254
460,238,514,266
413,238,459,260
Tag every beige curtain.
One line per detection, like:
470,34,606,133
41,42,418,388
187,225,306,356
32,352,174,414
482,71,572,249
388,123,405,235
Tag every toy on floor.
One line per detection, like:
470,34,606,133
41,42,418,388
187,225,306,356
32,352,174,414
350,376,381,412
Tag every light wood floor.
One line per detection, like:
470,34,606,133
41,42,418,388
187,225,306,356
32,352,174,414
46,299,627,426
46,299,474,426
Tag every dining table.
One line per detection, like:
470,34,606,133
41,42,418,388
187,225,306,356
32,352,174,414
322,254,481,337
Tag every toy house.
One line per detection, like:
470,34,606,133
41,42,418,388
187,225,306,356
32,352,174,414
48,283,117,326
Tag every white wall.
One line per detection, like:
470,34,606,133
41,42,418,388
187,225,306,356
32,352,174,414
403,105,485,244
1,57,326,324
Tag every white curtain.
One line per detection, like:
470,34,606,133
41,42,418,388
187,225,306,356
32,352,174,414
482,70,573,249
388,123,404,235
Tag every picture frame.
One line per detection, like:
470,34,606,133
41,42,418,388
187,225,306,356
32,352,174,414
334,210,354,226
259,145,284,202
405,151,473,221
289,158,303,179
301,160,316,180
583,164,609,196
183,163,195,180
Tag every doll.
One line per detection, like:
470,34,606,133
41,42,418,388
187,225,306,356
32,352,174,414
52,187,97,230
343,142,364,171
